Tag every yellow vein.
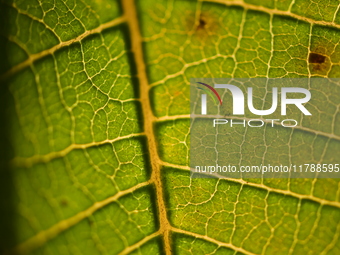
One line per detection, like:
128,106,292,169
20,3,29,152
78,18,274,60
11,133,144,168
12,181,150,255
203,0,340,29
156,114,340,142
118,231,161,255
0,16,126,82
320,220,340,254
161,161,340,209
121,0,172,254
149,54,229,88
171,227,257,255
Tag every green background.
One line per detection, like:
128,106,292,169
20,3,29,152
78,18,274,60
0,0,339,254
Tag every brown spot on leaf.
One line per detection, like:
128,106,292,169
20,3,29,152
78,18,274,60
308,49,330,74
60,199,68,207
309,53,326,64
197,15,207,30
87,218,94,226
185,11,219,42
308,41,334,75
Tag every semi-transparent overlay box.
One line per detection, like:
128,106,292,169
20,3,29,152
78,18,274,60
190,78,340,178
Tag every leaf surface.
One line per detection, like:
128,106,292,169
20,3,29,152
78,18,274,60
0,0,340,254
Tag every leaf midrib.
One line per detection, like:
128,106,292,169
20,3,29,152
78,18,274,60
121,0,172,253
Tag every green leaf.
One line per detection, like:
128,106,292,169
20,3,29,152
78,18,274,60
0,0,339,254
